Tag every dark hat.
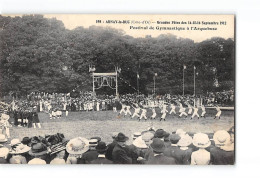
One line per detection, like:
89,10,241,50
169,134,181,144
164,132,170,141
90,137,101,143
21,137,31,145
154,129,166,139
96,141,108,153
115,133,129,142
150,138,165,153
29,143,48,156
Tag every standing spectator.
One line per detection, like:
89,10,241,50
0,147,9,164
191,133,211,165
91,141,113,164
210,130,234,165
79,139,99,164
106,132,118,160
163,134,181,159
112,132,132,164
174,134,193,164
66,137,89,164
146,138,176,165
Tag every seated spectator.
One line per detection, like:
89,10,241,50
65,137,89,164
146,138,176,165
91,141,112,164
210,130,234,165
112,132,132,164
0,147,9,164
191,133,211,165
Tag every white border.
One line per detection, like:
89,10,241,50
1,0,260,179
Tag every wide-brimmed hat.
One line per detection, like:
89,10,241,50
177,134,192,147
10,143,31,154
90,137,101,143
0,147,9,158
96,141,108,152
10,139,21,146
175,129,186,137
169,134,181,144
142,131,154,141
28,158,46,165
133,136,148,149
66,137,89,154
111,132,119,139
150,138,165,153
213,130,231,146
154,129,166,138
0,134,7,143
132,132,142,140
115,133,129,142
29,143,48,156
192,133,211,148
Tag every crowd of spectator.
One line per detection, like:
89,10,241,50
0,125,235,165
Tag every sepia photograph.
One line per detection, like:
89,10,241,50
0,14,235,165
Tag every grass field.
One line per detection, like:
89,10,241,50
8,108,234,144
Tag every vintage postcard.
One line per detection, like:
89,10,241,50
0,14,234,165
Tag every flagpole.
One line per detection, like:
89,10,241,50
183,66,185,96
154,74,155,95
137,73,139,95
194,66,196,96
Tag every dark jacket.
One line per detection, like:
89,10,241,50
146,154,177,165
78,149,99,164
112,144,132,164
91,156,113,164
106,140,117,160
210,147,234,165
172,147,193,165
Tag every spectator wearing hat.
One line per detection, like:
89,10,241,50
132,136,148,164
210,130,234,165
66,137,89,164
9,139,31,164
0,110,11,138
164,132,171,148
127,132,142,164
163,134,181,159
191,133,211,165
173,134,193,164
50,150,66,164
91,141,113,164
106,132,118,161
112,132,132,164
146,138,176,165
0,147,9,164
28,143,49,164
142,131,155,161
49,140,68,164
79,138,99,164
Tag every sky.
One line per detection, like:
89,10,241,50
43,14,234,42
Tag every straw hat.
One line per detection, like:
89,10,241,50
89,139,98,147
176,129,186,137
10,139,21,146
0,134,7,143
142,131,154,142
10,144,31,154
28,158,47,164
0,147,9,158
133,136,148,149
192,133,211,148
66,137,89,154
177,134,192,147
132,132,142,140
213,130,231,146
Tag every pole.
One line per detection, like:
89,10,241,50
194,66,196,96
153,75,156,95
137,73,139,95
92,72,95,93
116,70,118,97
183,67,184,96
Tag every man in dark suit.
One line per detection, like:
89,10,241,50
91,141,113,164
146,138,177,165
106,132,118,160
163,134,181,159
112,133,132,164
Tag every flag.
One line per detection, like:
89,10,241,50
183,65,186,69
